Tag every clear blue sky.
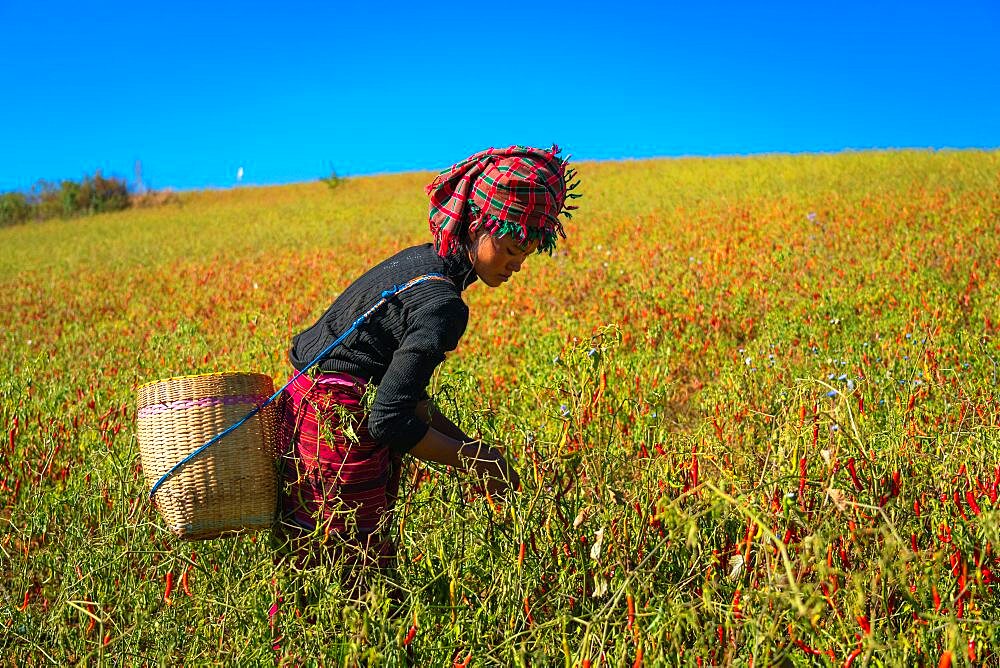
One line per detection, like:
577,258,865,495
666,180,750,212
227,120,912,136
1,1,997,192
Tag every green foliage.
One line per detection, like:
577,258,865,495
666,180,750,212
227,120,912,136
1,150,999,664
320,166,346,191
1,171,132,227
32,171,131,220
0,191,31,227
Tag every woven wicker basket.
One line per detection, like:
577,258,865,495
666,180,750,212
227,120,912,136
136,372,279,540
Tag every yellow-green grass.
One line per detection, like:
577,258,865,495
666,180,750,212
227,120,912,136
2,149,999,665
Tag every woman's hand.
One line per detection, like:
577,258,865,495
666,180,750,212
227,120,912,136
467,446,520,502
407,428,520,502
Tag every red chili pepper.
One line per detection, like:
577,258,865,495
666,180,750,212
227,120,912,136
939,650,953,668
691,446,699,488
846,458,863,491
732,589,742,620
795,639,822,656
933,585,942,612
627,593,636,630
953,490,968,520
403,624,417,646
524,596,534,625
85,604,96,634
798,457,807,498
968,638,976,662
163,572,174,606
891,469,901,497
633,644,644,668
18,590,30,611
965,491,982,517
838,539,851,569
454,652,472,668
844,648,863,667
856,614,871,635
518,542,526,569
181,568,192,596
911,533,919,552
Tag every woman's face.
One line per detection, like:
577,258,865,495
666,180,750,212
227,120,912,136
470,231,539,288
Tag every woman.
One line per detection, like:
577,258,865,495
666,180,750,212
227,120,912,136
274,145,580,573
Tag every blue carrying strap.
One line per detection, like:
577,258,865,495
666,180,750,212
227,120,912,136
148,272,452,500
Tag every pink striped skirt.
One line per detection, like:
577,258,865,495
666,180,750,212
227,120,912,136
274,370,402,570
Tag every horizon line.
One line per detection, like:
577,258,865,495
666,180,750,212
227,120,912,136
4,145,999,196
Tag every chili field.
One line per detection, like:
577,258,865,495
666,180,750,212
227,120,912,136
2,150,999,666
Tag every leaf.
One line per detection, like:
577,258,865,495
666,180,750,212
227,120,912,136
827,487,847,512
727,554,745,580
590,527,605,561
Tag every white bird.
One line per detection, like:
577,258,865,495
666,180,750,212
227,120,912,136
236,167,244,182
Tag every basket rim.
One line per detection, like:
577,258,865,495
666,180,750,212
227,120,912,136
137,370,275,392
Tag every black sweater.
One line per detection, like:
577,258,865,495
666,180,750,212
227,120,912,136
289,243,478,453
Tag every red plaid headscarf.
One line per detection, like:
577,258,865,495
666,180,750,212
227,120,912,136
426,145,581,257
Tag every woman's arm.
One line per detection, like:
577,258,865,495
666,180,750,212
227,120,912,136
408,412,520,501
415,399,470,441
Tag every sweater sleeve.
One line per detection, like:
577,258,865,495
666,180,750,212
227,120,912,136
367,296,469,453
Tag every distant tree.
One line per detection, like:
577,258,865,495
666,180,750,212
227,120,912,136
1,169,179,227
321,165,346,191
0,192,31,227
31,171,130,220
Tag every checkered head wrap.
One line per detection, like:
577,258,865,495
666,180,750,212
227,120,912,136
426,145,581,257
